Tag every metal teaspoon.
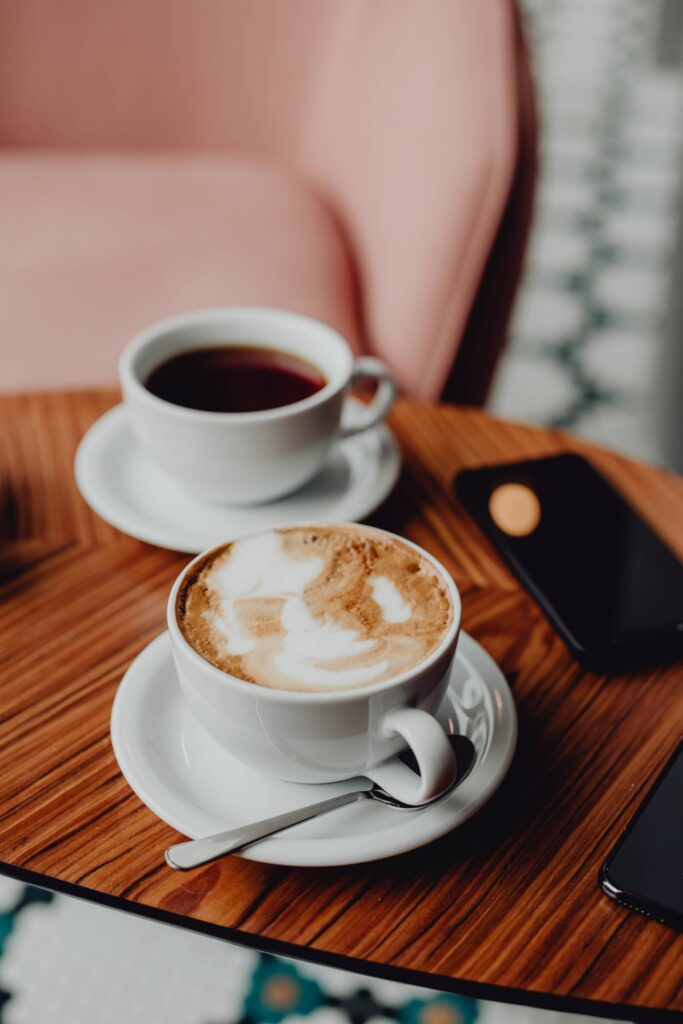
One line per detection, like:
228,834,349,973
165,734,476,870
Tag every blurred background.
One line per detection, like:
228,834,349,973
492,0,683,472
1,0,681,1021
3,0,681,471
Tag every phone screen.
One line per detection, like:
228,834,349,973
455,453,683,668
602,742,683,929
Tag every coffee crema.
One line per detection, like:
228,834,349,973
177,526,453,692
145,345,326,413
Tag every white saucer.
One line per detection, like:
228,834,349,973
111,631,517,867
75,402,401,553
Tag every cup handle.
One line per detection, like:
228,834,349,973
339,356,397,440
366,707,458,806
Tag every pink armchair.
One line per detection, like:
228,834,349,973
0,0,535,401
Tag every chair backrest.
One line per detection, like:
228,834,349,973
0,0,326,156
302,0,522,397
0,0,529,400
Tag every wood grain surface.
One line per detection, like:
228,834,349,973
1,391,683,1021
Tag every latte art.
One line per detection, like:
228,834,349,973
177,526,454,692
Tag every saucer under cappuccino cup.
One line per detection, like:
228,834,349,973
119,308,396,505
167,522,461,805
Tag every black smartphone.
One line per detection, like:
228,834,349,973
454,453,683,673
600,741,683,931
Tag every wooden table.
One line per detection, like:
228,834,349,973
2,392,683,1023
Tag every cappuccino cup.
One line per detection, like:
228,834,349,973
119,307,396,505
167,523,461,805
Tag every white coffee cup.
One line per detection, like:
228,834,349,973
167,524,461,805
119,307,396,505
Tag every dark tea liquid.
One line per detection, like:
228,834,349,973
145,346,326,413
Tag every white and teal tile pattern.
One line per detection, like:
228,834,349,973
0,878,610,1024
489,0,683,468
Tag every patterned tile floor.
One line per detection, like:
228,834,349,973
2,1,682,1020
489,0,683,469
0,878,608,1024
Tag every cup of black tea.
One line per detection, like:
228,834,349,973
119,308,396,504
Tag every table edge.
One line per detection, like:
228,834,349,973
0,862,674,1024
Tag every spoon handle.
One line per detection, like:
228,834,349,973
165,786,371,870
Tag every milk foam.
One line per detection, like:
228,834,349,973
209,532,323,656
369,576,412,623
204,532,394,689
179,526,453,692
